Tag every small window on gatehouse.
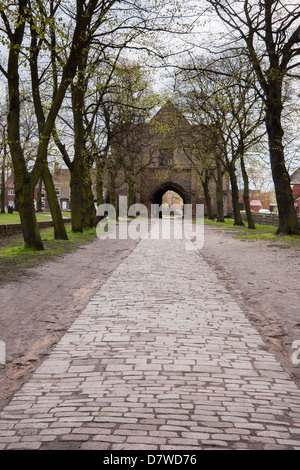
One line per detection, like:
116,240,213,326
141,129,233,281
159,149,173,167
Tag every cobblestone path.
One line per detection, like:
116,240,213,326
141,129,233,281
1,227,300,450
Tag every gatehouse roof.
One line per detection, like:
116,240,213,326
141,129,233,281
291,168,300,185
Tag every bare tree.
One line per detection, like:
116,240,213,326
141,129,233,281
0,0,113,249
206,0,300,234
175,55,265,227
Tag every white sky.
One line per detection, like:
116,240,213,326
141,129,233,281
0,1,299,184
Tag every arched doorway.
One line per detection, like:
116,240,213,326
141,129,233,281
150,182,188,218
162,190,183,217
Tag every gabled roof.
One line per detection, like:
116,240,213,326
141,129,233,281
150,100,191,128
6,174,14,187
291,168,300,185
52,168,70,184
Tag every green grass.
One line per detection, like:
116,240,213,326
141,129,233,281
0,224,97,285
0,212,51,224
0,211,71,225
42,211,71,219
204,217,300,248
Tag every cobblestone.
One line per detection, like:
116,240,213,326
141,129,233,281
0,223,300,449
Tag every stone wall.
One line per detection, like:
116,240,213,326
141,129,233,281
0,219,71,237
241,212,300,227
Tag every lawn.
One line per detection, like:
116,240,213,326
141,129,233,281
204,217,300,248
0,224,97,286
0,211,71,225
0,212,50,224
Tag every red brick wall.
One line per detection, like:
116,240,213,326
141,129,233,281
292,185,300,200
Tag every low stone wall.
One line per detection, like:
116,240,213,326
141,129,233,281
241,212,300,227
0,218,71,237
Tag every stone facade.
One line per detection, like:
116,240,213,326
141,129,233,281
110,100,232,217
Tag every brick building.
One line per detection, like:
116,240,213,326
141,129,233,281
3,168,72,212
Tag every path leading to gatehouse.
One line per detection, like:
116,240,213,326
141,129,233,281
0,221,300,450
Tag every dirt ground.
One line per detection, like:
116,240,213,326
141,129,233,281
0,224,300,411
202,226,300,386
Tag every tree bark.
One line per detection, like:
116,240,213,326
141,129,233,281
42,166,68,240
240,156,255,229
70,168,83,233
108,171,117,212
215,159,224,222
228,164,244,226
80,160,97,228
16,177,44,250
0,157,5,213
266,102,299,234
36,176,43,213
202,174,214,220
128,180,135,211
96,159,104,206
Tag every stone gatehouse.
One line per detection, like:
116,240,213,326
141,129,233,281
109,100,231,217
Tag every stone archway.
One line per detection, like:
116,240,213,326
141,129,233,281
150,181,191,218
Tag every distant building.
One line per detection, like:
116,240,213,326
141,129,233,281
4,169,74,212
250,199,262,212
291,168,300,213
239,189,273,212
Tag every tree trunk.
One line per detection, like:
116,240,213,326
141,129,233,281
202,174,214,220
215,159,224,222
70,168,83,233
229,165,244,226
36,176,43,212
109,172,117,213
81,187,97,227
266,102,299,235
96,159,104,206
240,156,255,229
70,48,89,233
6,13,44,250
80,161,97,228
16,178,44,250
0,162,5,214
43,165,68,240
128,181,135,212
13,173,19,212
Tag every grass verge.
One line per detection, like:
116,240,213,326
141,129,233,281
0,211,71,225
0,224,97,286
0,212,51,224
204,217,300,249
